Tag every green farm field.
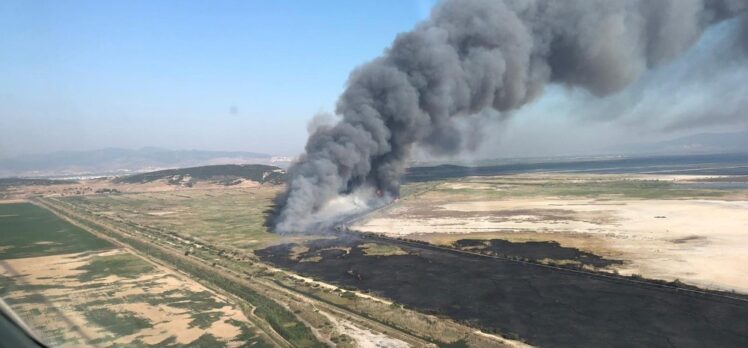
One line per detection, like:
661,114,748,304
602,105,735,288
0,202,112,259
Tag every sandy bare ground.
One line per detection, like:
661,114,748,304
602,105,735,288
317,310,410,348
354,175,748,293
0,248,255,347
0,199,28,204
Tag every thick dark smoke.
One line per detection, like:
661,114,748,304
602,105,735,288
273,0,748,233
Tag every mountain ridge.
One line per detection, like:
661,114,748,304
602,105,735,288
0,147,279,178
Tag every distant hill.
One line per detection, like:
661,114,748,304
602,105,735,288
611,131,748,156
0,147,277,178
113,164,286,186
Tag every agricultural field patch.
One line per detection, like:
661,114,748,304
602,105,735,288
0,249,268,347
0,203,112,259
0,203,270,347
74,252,156,282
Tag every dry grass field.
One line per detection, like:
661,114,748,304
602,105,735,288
61,186,308,252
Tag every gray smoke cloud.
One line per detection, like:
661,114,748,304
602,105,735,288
273,0,748,233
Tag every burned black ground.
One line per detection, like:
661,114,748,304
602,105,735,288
452,239,622,268
256,236,748,348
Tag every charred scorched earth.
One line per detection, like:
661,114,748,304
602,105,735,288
256,236,748,348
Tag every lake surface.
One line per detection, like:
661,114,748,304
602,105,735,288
406,153,748,182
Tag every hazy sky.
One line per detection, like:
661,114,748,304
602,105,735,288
0,0,438,158
1,1,746,159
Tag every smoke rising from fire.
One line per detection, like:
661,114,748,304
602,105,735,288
273,0,748,233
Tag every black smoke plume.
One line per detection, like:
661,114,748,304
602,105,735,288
273,0,748,233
